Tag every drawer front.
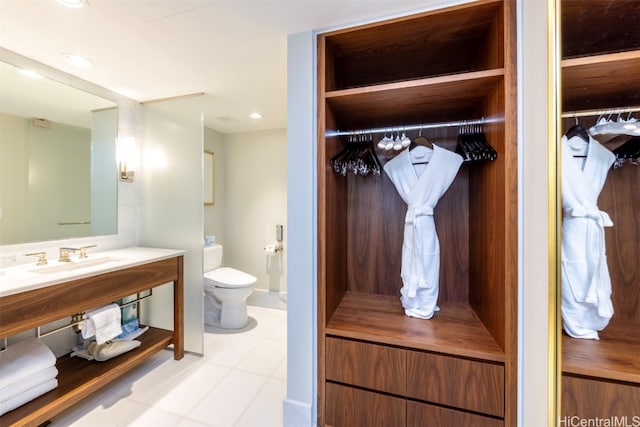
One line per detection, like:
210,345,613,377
562,375,640,418
326,382,406,427
326,337,406,395
406,350,504,417
408,400,503,427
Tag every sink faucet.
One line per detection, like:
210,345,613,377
59,245,97,262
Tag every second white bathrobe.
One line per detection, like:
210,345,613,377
561,134,615,339
384,145,463,319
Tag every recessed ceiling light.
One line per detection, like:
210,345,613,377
249,112,263,120
61,52,93,68
55,0,88,8
18,69,44,79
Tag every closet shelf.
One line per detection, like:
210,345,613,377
562,318,640,384
562,50,640,112
326,292,505,363
0,327,174,427
324,69,505,130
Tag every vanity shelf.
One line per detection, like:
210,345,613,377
0,250,184,427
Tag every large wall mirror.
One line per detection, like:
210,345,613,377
557,0,640,420
0,60,118,245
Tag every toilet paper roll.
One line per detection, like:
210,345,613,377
264,244,281,255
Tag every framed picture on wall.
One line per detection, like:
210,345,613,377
204,151,214,205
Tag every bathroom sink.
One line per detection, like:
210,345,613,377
29,256,126,274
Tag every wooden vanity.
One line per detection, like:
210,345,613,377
0,250,184,427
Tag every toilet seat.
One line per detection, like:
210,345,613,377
204,267,257,289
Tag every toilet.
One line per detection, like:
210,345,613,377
203,244,257,329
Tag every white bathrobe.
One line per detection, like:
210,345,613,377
384,145,463,319
561,135,615,340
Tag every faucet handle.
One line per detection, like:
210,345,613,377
25,251,48,266
78,245,97,259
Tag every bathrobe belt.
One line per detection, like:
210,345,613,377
405,206,435,298
563,205,612,313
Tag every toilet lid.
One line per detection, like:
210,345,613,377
204,267,257,288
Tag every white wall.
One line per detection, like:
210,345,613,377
222,129,288,296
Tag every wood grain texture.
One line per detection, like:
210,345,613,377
0,327,174,427
406,350,504,417
0,258,180,337
326,337,406,395
562,319,640,383
323,0,503,91
562,375,640,419
326,293,504,362
407,400,504,427
325,382,406,427
562,51,640,112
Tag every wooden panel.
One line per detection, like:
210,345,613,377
406,350,504,417
0,258,179,337
561,0,640,58
563,319,640,383
327,293,504,362
562,376,640,419
326,337,406,395
323,0,503,90
325,383,406,427
408,400,503,427
562,51,640,112
325,70,503,130
0,327,173,427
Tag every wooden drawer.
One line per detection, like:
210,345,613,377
406,350,504,417
562,375,640,418
325,382,406,427
408,400,503,427
326,337,406,395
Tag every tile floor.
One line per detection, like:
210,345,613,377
49,306,287,427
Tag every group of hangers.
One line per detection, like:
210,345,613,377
330,121,498,177
455,122,498,162
330,132,382,177
566,111,639,167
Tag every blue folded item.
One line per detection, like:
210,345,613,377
116,319,139,339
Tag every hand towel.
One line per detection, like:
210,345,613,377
0,378,58,416
0,366,58,403
0,338,56,389
87,340,141,361
82,303,122,345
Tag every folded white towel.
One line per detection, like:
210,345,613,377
0,378,58,416
0,366,58,403
82,303,123,345
0,338,56,389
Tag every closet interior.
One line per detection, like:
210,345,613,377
317,0,517,425
560,0,640,417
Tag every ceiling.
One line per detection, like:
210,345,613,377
0,0,453,134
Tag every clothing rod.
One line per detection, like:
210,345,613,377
326,117,500,138
35,290,153,339
562,105,640,119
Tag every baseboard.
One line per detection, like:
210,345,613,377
247,288,287,310
283,398,314,427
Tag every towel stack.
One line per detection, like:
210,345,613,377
82,303,123,345
0,338,58,415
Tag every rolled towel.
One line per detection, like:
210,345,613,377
87,340,141,361
82,303,122,345
0,366,58,403
0,338,56,389
0,378,58,416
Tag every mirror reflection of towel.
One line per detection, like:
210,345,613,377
87,340,141,361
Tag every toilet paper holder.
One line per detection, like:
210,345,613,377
264,243,283,255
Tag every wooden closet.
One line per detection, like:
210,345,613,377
560,0,640,419
316,1,517,426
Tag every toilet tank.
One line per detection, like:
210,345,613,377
203,244,223,272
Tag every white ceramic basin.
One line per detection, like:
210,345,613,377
29,256,127,274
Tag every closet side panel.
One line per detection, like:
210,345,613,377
469,82,507,351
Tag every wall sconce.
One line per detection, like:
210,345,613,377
117,136,138,183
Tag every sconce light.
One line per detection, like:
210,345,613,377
117,137,138,183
